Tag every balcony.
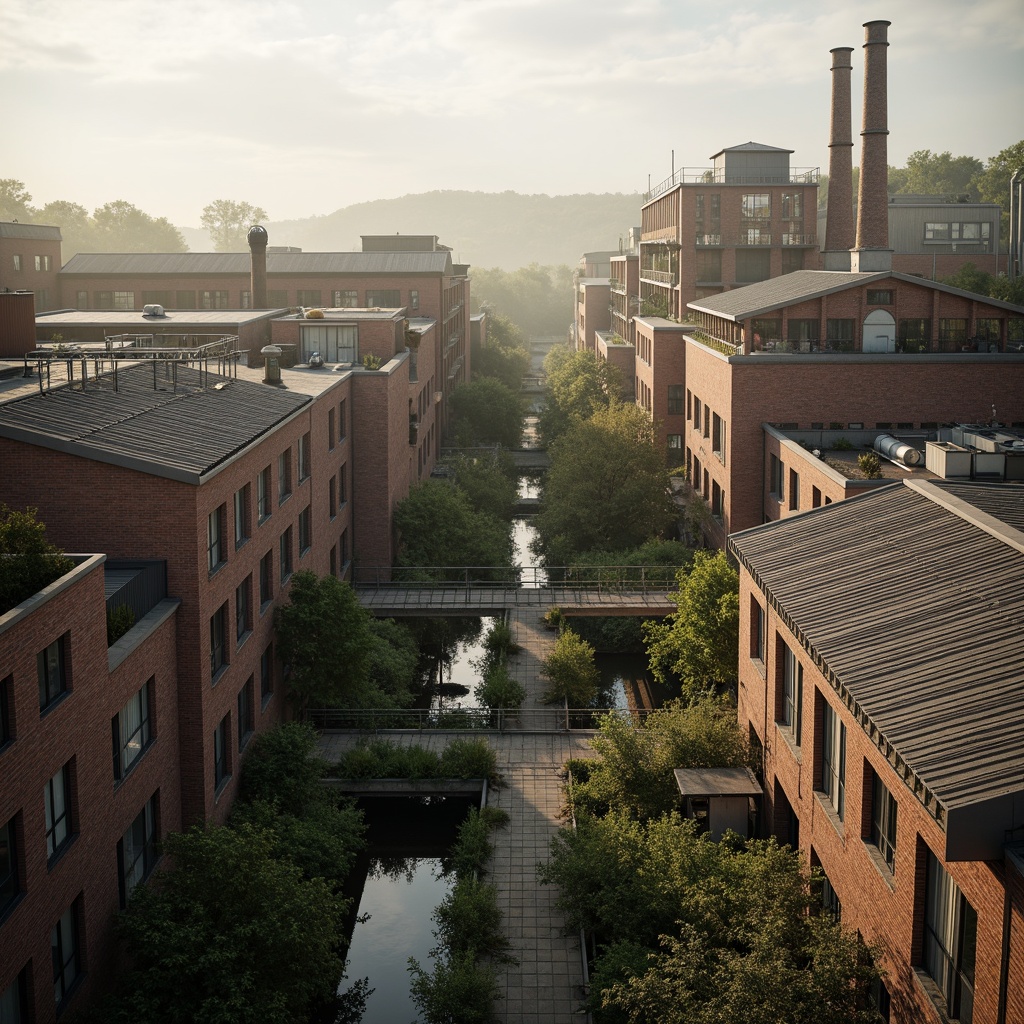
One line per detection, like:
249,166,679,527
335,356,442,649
639,269,677,286
695,233,723,247
610,280,627,294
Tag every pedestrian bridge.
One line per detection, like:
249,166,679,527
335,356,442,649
352,565,679,617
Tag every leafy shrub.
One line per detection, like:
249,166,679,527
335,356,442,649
475,664,526,711
408,951,501,1024
445,809,494,878
857,451,883,478
0,505,75,615
239,722,328,812
434,878,515,961
107,604,136,645
439,738,499,785
541,628,599,706
483,617,520,661
831,437,854,450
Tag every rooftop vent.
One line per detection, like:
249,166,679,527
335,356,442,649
142,304,166,318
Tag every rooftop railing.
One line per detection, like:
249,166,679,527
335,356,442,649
645,167,819,202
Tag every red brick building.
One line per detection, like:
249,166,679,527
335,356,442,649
729,480,1024,1024
0,223,62,313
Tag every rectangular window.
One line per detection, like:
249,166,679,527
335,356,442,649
781,249,804,274
741,194,771,220
268,289,288,307
870,770,898,874
328,409,336,450
366,288,400,307
751,318,781,349
38,636,68,711
695,249,722,282
200,290,229,310
750,597,766,663
11,254,22,272
769,454,784,500
278,450,291,503
210,603,227,679
299,507,311,554
975,318,1001,343
176,289,196,308
238,678,254,749
812,486,822,509
898,319,930,349
820,699,846,821
296,289,322,306
692,396,701,429
923,849,977,1023
867,289,893,305
259,550,273,607
258,466,271,521
340,527,349,569
925,222,951,240
330,545,338,577
335,289,358,308
45,763,73,861
1,814,21,917
52,901,81,1008
35,254,52,271
0,674,10,748
260,644,274,707
667,385,685,416
329,475,337,519
339,464,348,505
234,485,250,549
778,642,803,744
339,399,347,441
75,289,88,309
787,319,818,343
298,431,311,481
711,480,724,519
781,193,803,219
939,319,968,345
141,290,173,307
410,289,420,310
94,290,112,308
712,414,725,461
208,505,225,572
118,794,158,908
213,715,230,790
788,468,799,511
240,290,251,309
236,576,251,643
301,323,358,364
280,527,293,582
821,867,841,922
1008,319,1024,346
112,681,151,781
110,290,134,310
0,966,28,1023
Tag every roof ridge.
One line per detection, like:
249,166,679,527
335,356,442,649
903,479,1024,556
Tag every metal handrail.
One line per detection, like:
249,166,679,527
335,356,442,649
353,565,682,590
309,706,656,733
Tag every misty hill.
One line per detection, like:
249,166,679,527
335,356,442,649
254,191,644,271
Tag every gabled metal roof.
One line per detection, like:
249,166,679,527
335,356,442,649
729,480,1024,816
60,251,453,276
0,363,309,483
711,141,794,157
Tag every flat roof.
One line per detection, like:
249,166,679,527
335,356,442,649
674,767,763,798
0,222,62,240
729,480,1024,816
60,251,454,276
36,309,285,327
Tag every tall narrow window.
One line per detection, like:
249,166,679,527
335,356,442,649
1,814,21,917
238,678,254,749
210,604,227,679
298,432,311,481
870,771,898,873
278,450,291,504
118,794,158,908
214,715,230,790
338,399,347,441
44,763,73,861
778,642,802,745
257,466,272,521
923,850,976,1023
339,464,348,505
299,507,311,554
820,700,846,820
234,485,250,549
112,681,151,780
328,409,336,450
52,901,81,1007
38,637,69,711
280,527,293,582
750,598,766,663
260,643,274,707
208,506,225,572
236,576,251,643
259,551,273,607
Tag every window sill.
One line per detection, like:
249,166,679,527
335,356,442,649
239,730,254,751
912,969,957,1024
300,545,311,558
40,689,72,719
814,791,845,840
208,561,227,580
47,833,78,871
258,513,272,526
862,840,897,891
214,774,232,801
259,600,273,617
749,657,766,680
211,665,228,688
279,494,292,509
235,537,250,553
775,725,803,764
237,629,253,652
261,691,273,711
0,890,25,926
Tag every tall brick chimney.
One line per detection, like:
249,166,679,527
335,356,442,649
248,225,269,309
851,20,893,272
823,47,855,271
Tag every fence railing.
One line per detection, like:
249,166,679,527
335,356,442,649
308,706,656,733
353,565,682,591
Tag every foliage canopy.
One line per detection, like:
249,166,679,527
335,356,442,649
0,505,75,615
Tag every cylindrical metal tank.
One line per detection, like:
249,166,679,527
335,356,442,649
874,434,923,466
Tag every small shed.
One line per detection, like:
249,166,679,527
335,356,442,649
673,767,762,840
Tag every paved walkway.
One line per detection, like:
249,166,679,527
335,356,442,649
318,604,597,1022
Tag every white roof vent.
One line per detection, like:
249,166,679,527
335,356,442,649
142,304,166,317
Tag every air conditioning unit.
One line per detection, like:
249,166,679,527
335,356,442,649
142,304,165,317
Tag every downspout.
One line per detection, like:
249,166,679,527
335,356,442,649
997,884,1010,1024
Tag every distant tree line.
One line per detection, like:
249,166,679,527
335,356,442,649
470,263,575,339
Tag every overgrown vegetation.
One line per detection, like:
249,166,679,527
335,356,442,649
449,377,525,448
106,604,136,646
81,724,367,1024
541,627,599,706
538,346,624,444
471,312,531,389
857,451,883,479
0,504,75,615
332,737,501,788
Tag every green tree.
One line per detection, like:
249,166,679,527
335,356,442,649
941,262,1024,307
534,403,676,565
363,617,420,707
448,451,518,523
201,199,270,252
971,139,1024,244
0,505,74,615
274,571,373,711
394,479,513,581
643,551,739,698
470,263,574,337
541,627,599,705
449,377,524,448
539,347,624,443
571,695,749,820
106,823,345,1024
92,200,187,252
0,179,34,221
35,200,95,259
473,311,531,389
889,149,983,199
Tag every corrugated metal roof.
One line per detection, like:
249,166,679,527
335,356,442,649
712,141,794,156
60,251,453,276
688,271,887,319
0,363,309,482
935,480,1024,531
0,222,62,240
729,480,1024,813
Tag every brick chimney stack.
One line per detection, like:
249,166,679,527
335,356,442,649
851,20,893,272
823,47,855,270
248,225,269,309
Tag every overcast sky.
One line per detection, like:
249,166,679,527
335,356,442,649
4,0,1022,227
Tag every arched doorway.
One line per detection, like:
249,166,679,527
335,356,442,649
863,309,895,353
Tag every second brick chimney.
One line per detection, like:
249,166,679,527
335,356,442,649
823,46,855,271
